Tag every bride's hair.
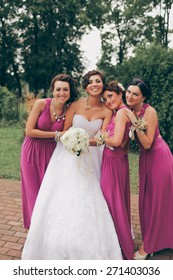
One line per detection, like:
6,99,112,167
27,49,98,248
82,70,106,89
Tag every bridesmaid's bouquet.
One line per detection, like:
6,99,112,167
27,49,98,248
129,117,147,140
60,126,89,156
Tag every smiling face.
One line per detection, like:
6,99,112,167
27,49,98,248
85,75,104,96
102,90,122,111
126,85,145,107
53,81,70,104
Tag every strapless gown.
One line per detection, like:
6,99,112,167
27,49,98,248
22,114,122,260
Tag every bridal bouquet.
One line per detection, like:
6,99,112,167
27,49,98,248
60,126,89,156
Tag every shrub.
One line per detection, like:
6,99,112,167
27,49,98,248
0,86,18,123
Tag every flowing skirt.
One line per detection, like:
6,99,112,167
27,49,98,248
139,141,173,253
20,137,56,229
22,143,122,260
101,147,134,259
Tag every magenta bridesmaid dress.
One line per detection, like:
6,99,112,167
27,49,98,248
20,98,64,229
100,106,134,260
137,103,173,254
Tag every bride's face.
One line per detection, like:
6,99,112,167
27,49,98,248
86,75,104,96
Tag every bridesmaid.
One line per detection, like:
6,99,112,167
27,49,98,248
100,81,134,260
125,77,173,260
20,74,78,229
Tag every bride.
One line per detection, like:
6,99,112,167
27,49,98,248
22,70,123,260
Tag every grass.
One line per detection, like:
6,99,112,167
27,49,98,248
0,124,24,180
129,150,139,194
0,125,139,194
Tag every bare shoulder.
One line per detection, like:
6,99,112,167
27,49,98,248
144,105,158,125
145,105,157,117
66,99,83,114
34,98,46,106
116,108,129,122
74,97,87,109
68,99,83,109
32,98,46,110
102,102,112,114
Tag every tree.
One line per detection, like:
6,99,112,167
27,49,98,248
17,0,87,95
0,0,22,97
0,0,110,95
97,0,173,70
152,0,173,47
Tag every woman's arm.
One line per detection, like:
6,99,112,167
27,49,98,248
136,107,158,149
25,99,55,138
124,107,158,149
63,101,77,131
89,106,112,146
101,107,113,131
105,110,128,147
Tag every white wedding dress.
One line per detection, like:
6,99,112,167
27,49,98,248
22,114,122,260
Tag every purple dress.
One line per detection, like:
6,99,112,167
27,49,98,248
20,98,64,229
100,106,134,260
137,103,173,254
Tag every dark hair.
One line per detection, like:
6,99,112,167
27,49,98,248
82,70,106,89
50,73,79,103
128,78,151,100
104,81,125,94
103,80,126,102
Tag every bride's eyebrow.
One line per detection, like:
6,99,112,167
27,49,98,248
89,78,101,83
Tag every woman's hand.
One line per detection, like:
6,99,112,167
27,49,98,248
124,108,137,125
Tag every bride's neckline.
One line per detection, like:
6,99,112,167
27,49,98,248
74,114,103,123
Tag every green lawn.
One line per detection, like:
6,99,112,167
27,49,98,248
0,124,24,180
0,125,139,193
129,150,139,194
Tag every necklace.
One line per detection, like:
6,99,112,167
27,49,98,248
86,97,100,109
52,99,66,122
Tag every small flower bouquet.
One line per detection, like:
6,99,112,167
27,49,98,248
60,126,89,156
129,117,147,140
95,130,108,146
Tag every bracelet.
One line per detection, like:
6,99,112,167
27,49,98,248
96,134,105,146
136,127,145,135
55,131,61,142
129,117,147,140
134,117,147,134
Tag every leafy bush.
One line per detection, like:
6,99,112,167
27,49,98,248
0,86,18,123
